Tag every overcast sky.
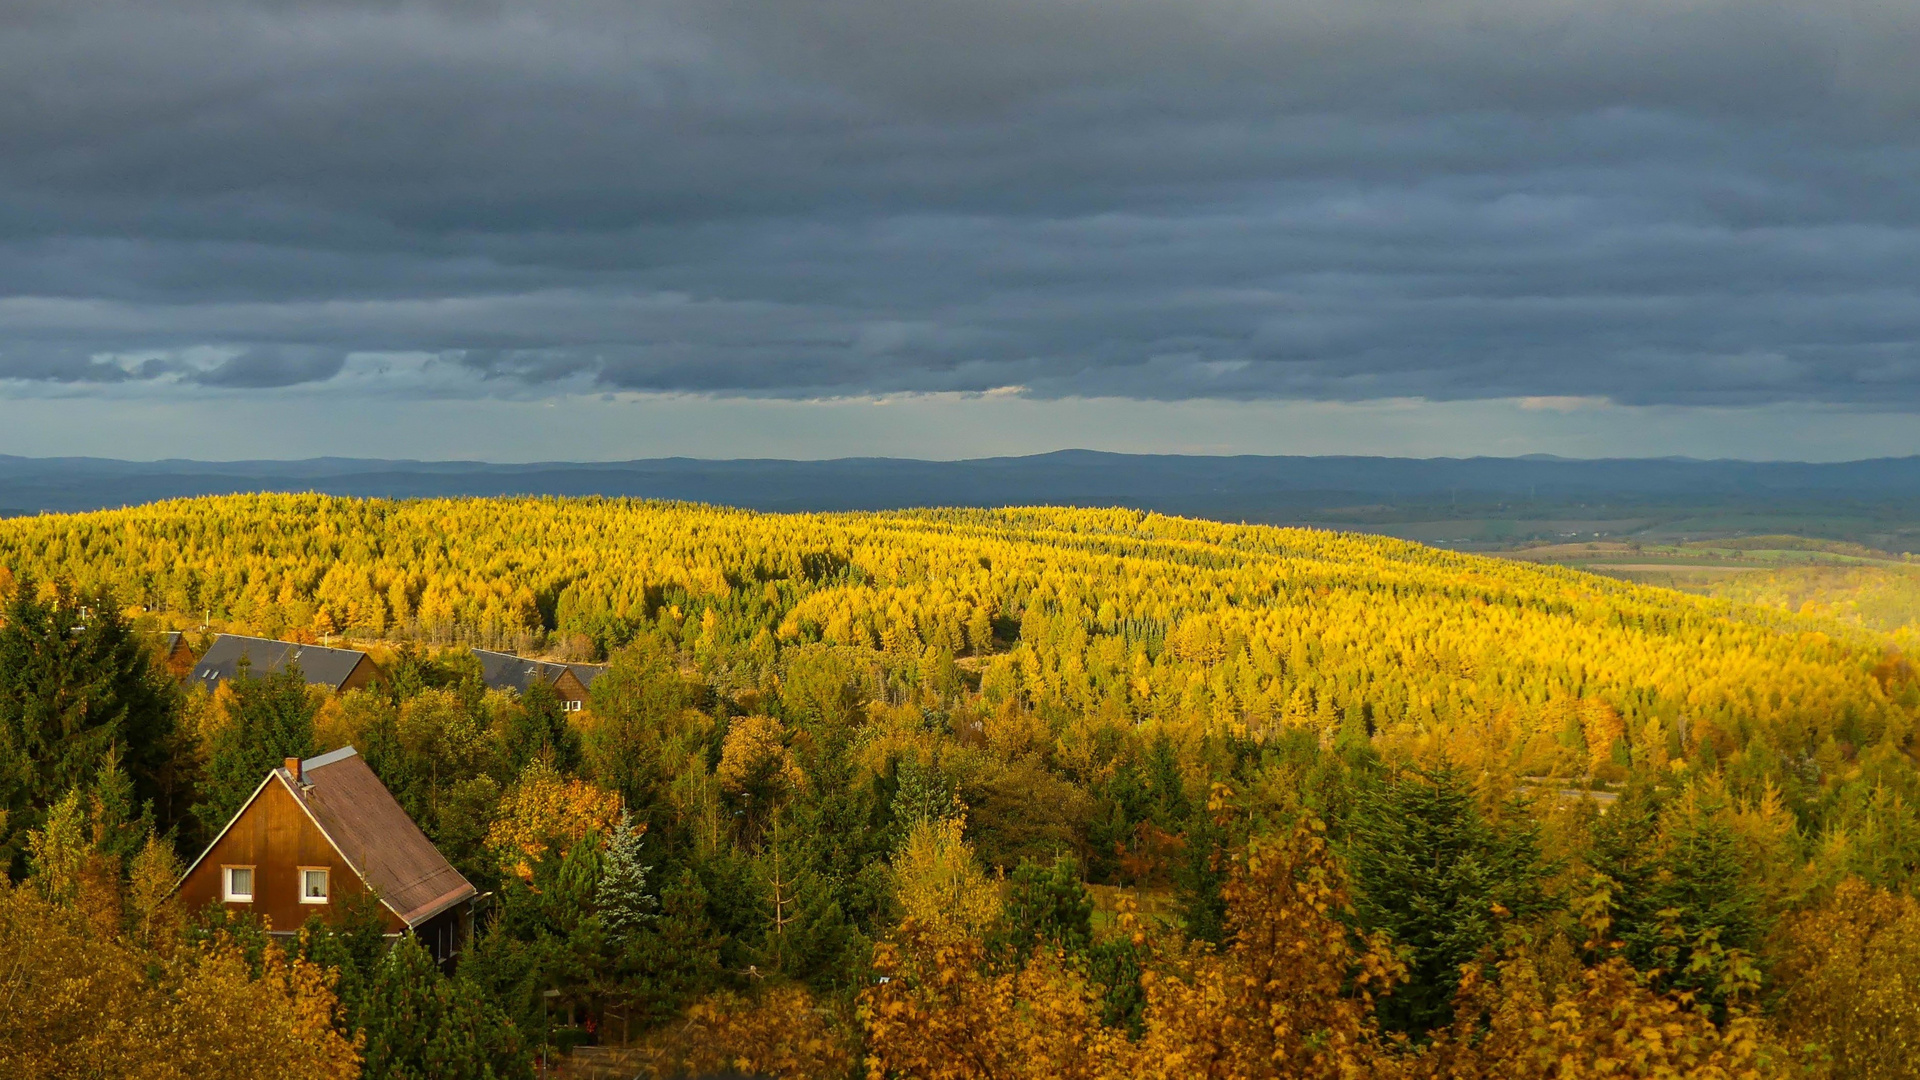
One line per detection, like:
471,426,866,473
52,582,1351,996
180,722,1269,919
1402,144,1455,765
4,0,1918,460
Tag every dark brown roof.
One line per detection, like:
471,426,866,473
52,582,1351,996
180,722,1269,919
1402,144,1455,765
285,747,476,926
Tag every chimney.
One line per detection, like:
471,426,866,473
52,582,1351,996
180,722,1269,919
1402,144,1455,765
285,757,301,781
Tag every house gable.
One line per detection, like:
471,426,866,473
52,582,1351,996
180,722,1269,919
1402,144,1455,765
553,668,590,705
174,771,404,934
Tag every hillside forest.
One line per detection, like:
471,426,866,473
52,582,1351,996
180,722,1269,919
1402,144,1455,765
5,494,1920,1078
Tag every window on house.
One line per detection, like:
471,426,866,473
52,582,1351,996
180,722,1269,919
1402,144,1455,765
566,699,583,712
224,866,254,903
301,867,330,903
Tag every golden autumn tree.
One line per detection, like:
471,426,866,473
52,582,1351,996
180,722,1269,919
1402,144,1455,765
1407,947,1792,1080
671,985,858,1080
890,815,1002,938
1770,878,1920,1080
1128,817,1405,1080
1,845,357,1079
1405,882,1795,1080
863,923,1126,1080
484,758,623,880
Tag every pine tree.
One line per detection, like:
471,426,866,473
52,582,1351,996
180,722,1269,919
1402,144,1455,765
1629,789,1764,1009
756,813,861,991
1348,760,1552,1037
193,661,317,834
1004,854,1094,954
0,581,176,877
359,933,530,1080
503,680,580,776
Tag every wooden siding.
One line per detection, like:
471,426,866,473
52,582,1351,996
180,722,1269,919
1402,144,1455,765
175,777,405,934
554,668,591,707
162,639,196,680
337,655,382,693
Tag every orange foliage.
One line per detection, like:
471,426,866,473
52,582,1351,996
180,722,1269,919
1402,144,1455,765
1129,818,1404,1080
1409,950,1790,1080
672,985,857,1080
1770,878,1920,1080
863,926,1125,1080
484,759,623,880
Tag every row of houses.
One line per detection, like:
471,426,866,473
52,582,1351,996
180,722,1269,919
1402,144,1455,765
179,633,606,707
166,637,612,968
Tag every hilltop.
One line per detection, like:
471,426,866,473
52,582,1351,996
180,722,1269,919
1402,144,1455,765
5,493,1920,1078
1,493,1906,783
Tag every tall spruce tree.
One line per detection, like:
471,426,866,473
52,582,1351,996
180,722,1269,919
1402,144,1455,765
0,581,176,878
1609,789,1764,1009
1348,760,1552,1037
596,809,656,945
193,661,317,834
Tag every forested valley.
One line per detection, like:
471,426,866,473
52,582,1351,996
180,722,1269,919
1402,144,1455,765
5,493,1920,1078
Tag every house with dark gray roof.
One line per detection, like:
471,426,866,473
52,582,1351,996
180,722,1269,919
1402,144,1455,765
472,648,607,712
173,746,475,969
154,630,196,679
191,634,380,694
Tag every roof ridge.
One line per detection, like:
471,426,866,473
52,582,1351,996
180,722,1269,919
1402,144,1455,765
301,745,359,771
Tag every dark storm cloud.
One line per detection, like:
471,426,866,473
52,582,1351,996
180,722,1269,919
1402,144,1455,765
2,0,1918,405
189,346,347,388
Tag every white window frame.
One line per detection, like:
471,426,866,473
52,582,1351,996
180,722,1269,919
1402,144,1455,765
223,865,255,903
565,699,583,712
299,866,331,904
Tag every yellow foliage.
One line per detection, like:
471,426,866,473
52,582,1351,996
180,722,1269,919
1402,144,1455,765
1128,820,1404,1080
717,714,801,798
1771,878,1920,1080
0,495,1907,778
1409,949,1791,1080
892,816,1002,938
0,880,358,1080
484,759,623,880
672,985,857,1080
864,927,1126,1080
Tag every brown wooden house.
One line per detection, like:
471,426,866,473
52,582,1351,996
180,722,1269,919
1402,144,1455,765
155,631,196,680
174,746,476,968
472,648,607,713
191,634,381,694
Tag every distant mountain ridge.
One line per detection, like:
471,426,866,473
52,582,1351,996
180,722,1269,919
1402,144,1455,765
3,450,1918,519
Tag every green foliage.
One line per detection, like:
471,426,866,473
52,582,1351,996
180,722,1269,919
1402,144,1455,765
1347,760,1552,1037
194,662,316,834
755,816,864,992
296,890,395,1033
1004,855,1094,955
359,934,531,1080
0,582,176,877
501,680,580,776
595,809,656,946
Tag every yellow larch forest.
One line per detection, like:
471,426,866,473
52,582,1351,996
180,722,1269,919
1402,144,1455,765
4,492,1920,1079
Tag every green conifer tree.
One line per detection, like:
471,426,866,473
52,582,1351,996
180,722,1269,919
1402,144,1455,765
1004,854,1094,954
1347,760,1552,1037
0,581,176,876
192,661,317,834
359,934,531,1080
595,810,656,945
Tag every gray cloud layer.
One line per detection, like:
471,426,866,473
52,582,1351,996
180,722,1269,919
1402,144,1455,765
3,0,1918,404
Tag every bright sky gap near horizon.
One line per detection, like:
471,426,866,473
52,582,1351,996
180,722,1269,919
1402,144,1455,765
4,0,1918,461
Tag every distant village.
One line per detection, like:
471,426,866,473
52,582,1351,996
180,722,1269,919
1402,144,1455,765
154,632,607,971
170,631,606,707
